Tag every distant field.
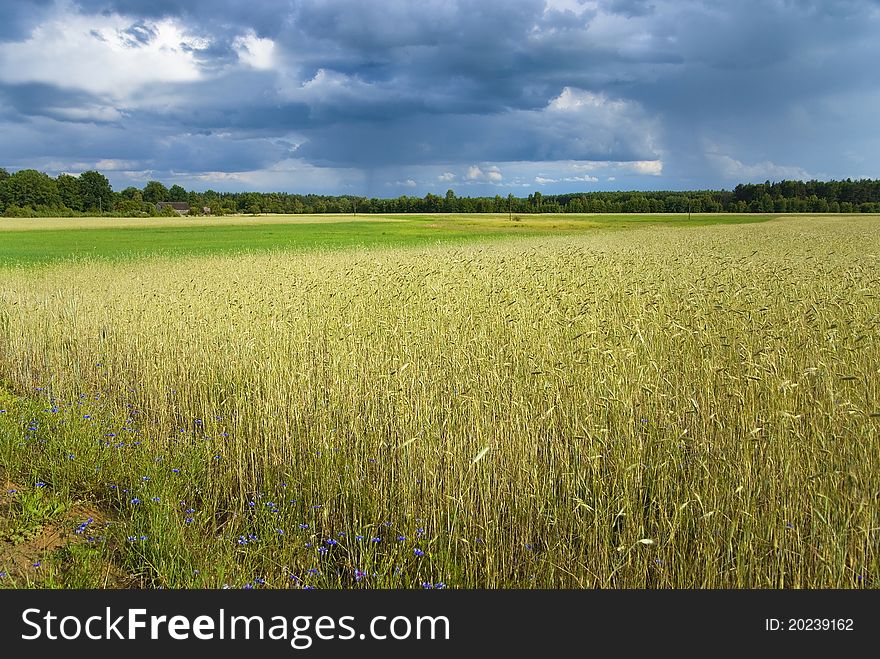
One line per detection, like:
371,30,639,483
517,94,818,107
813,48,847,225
1,214,878,588
0,212,775,266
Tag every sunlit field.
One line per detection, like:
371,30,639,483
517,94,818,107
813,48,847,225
0,214,878,588
0,212,772,266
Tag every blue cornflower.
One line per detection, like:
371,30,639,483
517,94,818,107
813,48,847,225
254,577,266,585
355,535,364,541
276,528,284,535
307,568,319,575
185,508,195,514
299,523,309,529
414,548,425,557
32,561,41,568
151,497,161,503
130,497,141,505
421,582,433,589
35,482,46,488
68,454,75,460
354,570,366,582
0,571,6,578
416,528,425,538
397,535,406,542
243,583,254,590
318,547,328,554
434,582,447,589
184,517,194,524
325,539,338,546
303,585,316,590
371,537,381,543
171,468,180,473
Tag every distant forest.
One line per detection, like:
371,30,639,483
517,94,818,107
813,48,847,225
2,167,880,216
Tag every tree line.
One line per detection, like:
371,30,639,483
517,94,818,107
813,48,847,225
2,167,880,217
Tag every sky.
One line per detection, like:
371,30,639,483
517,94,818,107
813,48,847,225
0,0,878,197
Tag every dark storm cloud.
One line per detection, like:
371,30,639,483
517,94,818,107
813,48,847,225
1,0,879,193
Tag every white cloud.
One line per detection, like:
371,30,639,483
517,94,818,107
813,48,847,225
630,160,663,175
535,176,557,184
388,178,418,187
466,164,503,183
706,150,814,181
438,172,456,182
466,165,484,180
0,10,203,98
233,31,277,70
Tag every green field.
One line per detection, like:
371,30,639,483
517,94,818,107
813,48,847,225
0,214,878,589
0,212,773,266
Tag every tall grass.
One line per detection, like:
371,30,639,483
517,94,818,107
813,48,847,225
1,215,878,588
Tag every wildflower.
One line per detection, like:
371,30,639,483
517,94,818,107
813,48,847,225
0,571,6,578
68,454,75,460
130,497,141,505
414,548,425,557
371,537,381,543
35,482,46,488
243,583,254,590
276,528,284,535
213,455,221,461
397,535,406,542
171,468,180,474
185,508,195,514
254,577,266,585
421,582,433,589
184,517,194,524
434,582,447,589
325,539,338,546
355,535,364,541
141,476,150,482
318,547,328,554
151,497,161,503
299,523,309,529
354,570,366,582
416,528,425,538
140,535,147,541
32,561,41,568
303,585,316,590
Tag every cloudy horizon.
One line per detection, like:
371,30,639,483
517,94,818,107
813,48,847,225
1,0,878,197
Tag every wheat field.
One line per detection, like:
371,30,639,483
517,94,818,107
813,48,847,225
0,215,878,588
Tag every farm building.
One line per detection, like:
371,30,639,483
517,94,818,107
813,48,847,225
156,201,190,215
